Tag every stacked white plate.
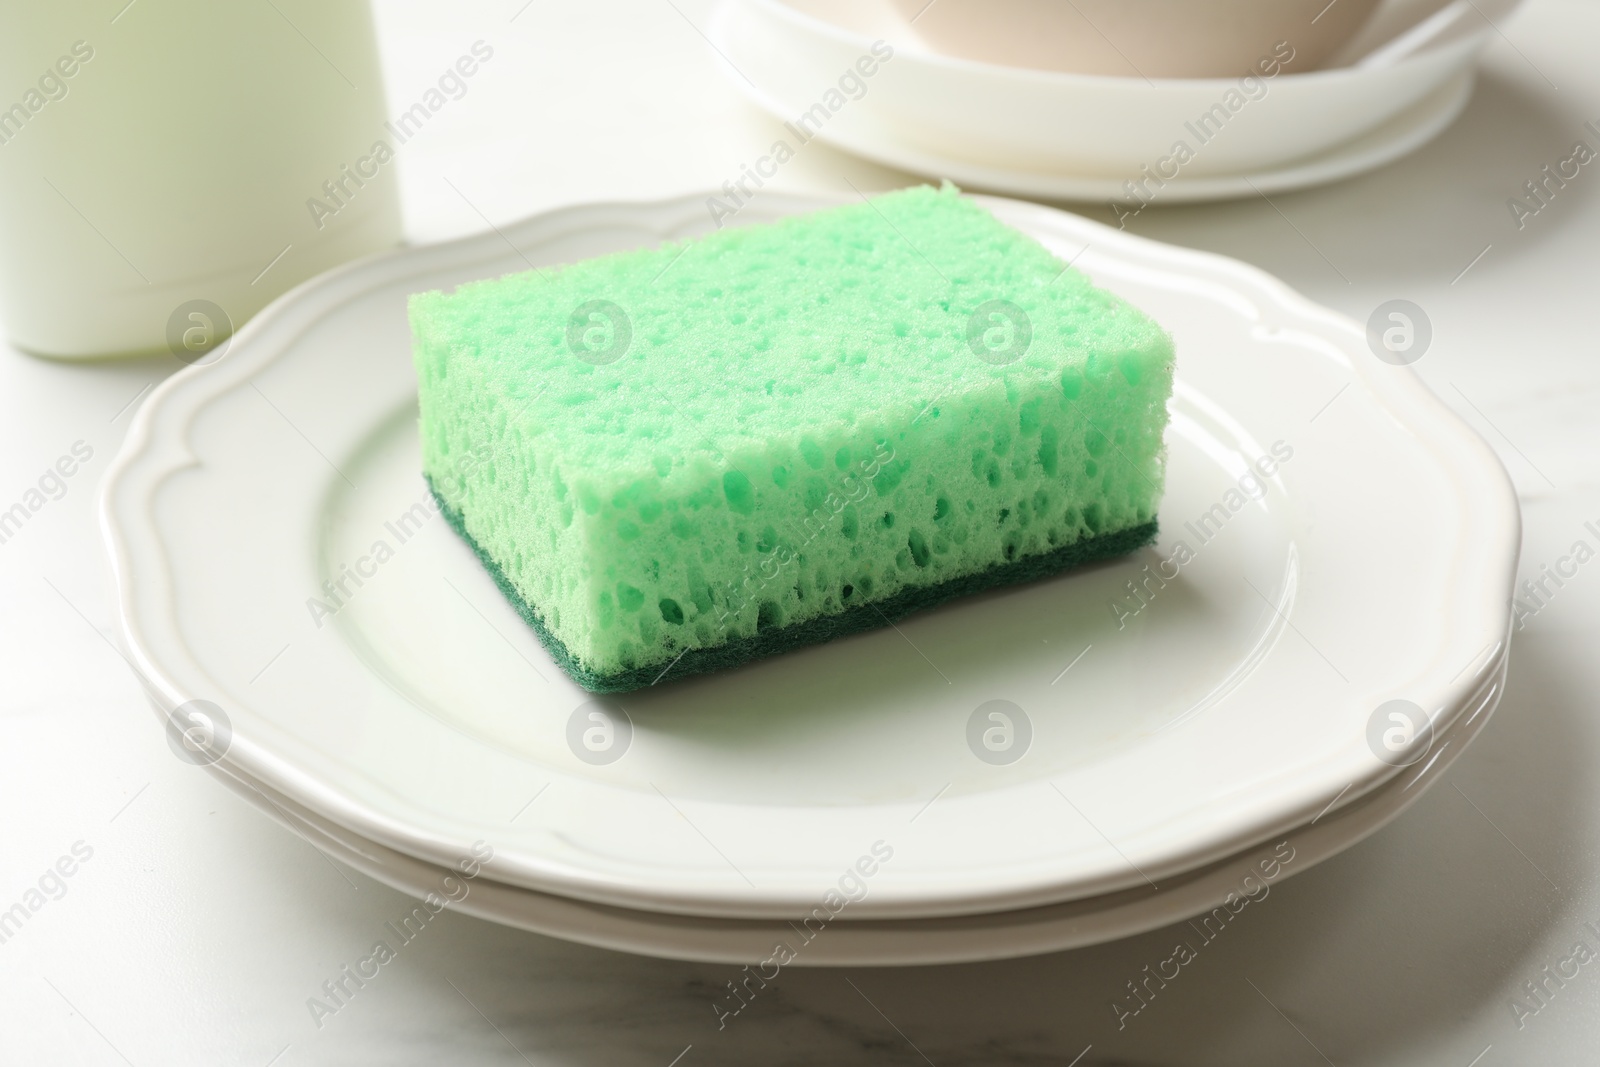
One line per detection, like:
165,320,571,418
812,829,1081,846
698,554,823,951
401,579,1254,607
102,192,1518,965
709,0,1522,201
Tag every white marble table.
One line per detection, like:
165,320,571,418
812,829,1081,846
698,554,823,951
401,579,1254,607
3,0,1598,1062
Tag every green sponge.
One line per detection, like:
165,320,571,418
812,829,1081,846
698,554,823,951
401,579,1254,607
411,185,1174,691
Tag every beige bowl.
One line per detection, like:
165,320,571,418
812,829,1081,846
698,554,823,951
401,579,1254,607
889,0,1382,77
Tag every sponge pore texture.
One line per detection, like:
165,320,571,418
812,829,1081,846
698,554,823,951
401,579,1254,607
411,185,1174,690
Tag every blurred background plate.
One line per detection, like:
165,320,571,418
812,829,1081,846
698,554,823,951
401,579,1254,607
710,0,1517,192
721,67,1474,203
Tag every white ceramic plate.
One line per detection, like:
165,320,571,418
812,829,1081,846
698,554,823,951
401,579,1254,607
710,0,1514,195
748,70,1474,204
196,651,1505,965
102,191,1518,922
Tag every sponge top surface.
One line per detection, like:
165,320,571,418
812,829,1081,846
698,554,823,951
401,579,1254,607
409,185,1168,485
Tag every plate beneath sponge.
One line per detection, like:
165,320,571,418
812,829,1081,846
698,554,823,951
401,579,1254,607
102,190,1518,924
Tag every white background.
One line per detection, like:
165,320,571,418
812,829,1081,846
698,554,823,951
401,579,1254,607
2,0,1599,1063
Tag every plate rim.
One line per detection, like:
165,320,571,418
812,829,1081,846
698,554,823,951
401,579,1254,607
196,645,1506,965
